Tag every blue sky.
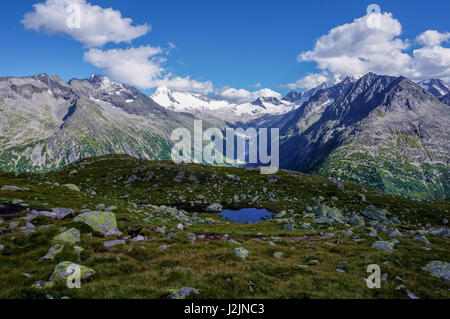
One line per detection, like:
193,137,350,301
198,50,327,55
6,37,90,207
0,0,449,100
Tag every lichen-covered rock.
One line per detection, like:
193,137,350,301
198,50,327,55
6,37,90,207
314,205,344,223
74,211,120,236
233,247,249,260
168,287,200,299
422,261,450,281
52,228,80,244
40,244,64,261
49,261,95,282
31,280,55,289
371,241,395,253
62,184,80,192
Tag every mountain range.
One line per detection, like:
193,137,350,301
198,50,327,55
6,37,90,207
0,74,201,171
150,86,295,124
276,73,450,200
0,73,448,200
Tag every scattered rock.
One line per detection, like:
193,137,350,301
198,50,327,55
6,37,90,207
387,229,402,237
52,228,81,244
361,206,387,222
368,228,377,237
163,232,177,240
283,223,295,231
31,280,55,289
187,233,196,243
168,287,200,299
49,261,95,282
9,221,19,229
267,175,280,184
274,252,283,258
40,244,64,261
1,185,24,192
131,235,145,243
74,211,121,236
233,247,249,260
422,261,450,282
307,259,320,265
74,246,84,261
396,285,419,299
206,203,223,212
425,227,448,237
62,184,80,192
371,241,395,253
312,217,333,226
155,226,166,234
104,240,125,247
415,235,430,244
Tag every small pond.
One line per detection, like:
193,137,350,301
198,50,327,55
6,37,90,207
218,208,274,224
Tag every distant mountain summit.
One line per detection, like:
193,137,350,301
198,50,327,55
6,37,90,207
0,74,196,171
278,73,449,200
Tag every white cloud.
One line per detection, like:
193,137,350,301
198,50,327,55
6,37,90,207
281,72,331,90
151,76,214,95
411,45,450,81
249,83,262,88
214,87,281,104
416,30,450,47
285,12,450,89
22,0,149,47
84,46,164,88
23,1,214,94
84,46,213,94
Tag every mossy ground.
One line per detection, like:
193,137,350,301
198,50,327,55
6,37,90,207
0,155,449,299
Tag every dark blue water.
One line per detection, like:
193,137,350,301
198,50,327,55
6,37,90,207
218,208,274,223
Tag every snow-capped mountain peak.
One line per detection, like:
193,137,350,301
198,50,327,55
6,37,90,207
151,87,296,123
89,74,114,89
